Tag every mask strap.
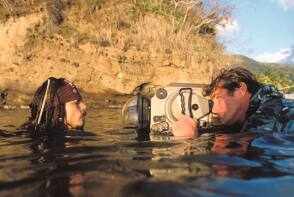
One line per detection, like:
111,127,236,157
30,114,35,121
35,79,51,131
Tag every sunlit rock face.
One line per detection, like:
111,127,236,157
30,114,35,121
0,5,232,107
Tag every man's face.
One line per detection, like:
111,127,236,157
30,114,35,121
64,100,87,129
211,87,246,125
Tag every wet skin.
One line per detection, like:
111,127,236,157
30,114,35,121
173,83,251,138
211,84,250,125
64,100,87,129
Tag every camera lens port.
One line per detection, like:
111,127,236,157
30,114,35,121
192,104,199,110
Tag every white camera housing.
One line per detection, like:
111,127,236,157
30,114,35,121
150,83,210,133
122,83,211,135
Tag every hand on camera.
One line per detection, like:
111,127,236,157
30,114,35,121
172,114,198,138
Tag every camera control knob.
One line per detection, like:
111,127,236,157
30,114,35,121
156,88,167,99
153,115,166,123
192,104,199,111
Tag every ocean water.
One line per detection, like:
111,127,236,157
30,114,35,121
0,108,293,197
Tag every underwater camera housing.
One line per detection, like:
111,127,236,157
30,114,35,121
122,83,213,136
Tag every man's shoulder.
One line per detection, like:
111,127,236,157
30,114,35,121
280,98,294,120
250,84,293,111
258,97,294,120
243,97,294,133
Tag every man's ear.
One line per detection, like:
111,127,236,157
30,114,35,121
239,82,248,96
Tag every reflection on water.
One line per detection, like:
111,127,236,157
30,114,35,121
0,109,293,196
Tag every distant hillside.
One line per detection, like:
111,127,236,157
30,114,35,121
236,55,294,93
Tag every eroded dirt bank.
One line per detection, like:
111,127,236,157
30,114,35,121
0,2,233,108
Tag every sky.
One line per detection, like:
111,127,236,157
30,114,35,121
216,0,294,65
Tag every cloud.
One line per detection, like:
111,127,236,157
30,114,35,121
286,46,294,64
216,17,240,51
274,0,294,11
254,47,294,64
216,18,255,55
216,17,240,35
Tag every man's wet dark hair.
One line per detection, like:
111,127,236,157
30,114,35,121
203,67,260,97
21,77,81,133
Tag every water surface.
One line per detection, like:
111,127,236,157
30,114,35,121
0,109,293,196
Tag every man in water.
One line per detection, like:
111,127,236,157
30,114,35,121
21,77,87,131
173,67,294,137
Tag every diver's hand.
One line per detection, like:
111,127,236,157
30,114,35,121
172,114,198,138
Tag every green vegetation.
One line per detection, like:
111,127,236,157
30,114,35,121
236,55,294,93
0,0,228,51
1,0,292,96
0,0,105,22
0,0,48,22
131,0,222,36
0,1,232,76
59,24,77,38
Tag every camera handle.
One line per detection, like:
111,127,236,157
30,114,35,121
178,89,217,133
179,88,193,118
196,99,213,128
